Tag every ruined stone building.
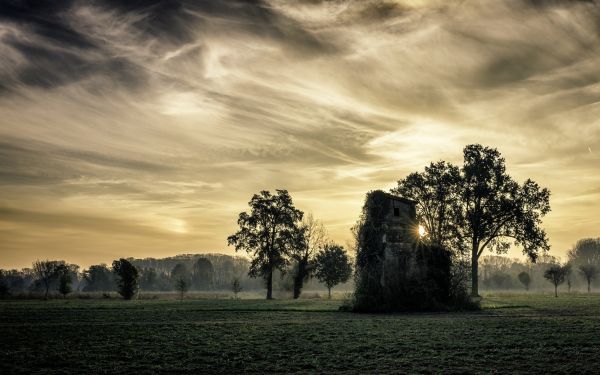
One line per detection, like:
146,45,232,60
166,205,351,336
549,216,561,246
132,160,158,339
379,193,419,288
353,190,451,311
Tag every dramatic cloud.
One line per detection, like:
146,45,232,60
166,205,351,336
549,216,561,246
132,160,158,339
1,0,599,268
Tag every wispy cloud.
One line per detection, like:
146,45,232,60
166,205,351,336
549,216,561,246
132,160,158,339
1,0,600,267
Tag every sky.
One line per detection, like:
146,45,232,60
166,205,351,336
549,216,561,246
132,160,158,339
1,0,600,269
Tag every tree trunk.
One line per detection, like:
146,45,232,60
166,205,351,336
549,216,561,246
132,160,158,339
292,259,307,299
554,284,558,298
292,277,301,299
471,248,479,298
328,287,331,299
588,279,591,294
266,269,273,300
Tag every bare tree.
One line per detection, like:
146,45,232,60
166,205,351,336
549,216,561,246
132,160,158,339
32,260,59,299
290,213,327,299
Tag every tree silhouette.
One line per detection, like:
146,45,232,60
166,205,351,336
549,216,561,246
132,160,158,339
171,263,190,288
289,213,327,299
175,277,188,300
112,259,139,300
56,264,72,298
391,145,550,298
455,145,550,297
314,244,352,299
32,260,59,299
231,277,242,299
578,264,598,293
544,265,568,297
228,190,303,299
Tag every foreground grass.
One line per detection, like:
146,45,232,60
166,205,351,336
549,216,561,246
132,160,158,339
2,294,600,374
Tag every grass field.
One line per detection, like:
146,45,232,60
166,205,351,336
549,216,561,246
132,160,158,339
2,293,600,374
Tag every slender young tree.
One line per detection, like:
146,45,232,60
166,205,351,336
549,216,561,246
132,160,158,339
175,277,188,301
314,244,352,299
578,264,598,293
544,265,568,298
289,213,327,299
171,263,190,290
228,190,303,299
56,264,72,298
564,263,573,293
231,277,242,299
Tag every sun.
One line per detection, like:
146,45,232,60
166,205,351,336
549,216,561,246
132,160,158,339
418,224,426,238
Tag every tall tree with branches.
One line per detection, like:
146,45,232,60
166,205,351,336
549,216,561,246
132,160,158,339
455,145,551,297
227,190,304,300
392,145,550,298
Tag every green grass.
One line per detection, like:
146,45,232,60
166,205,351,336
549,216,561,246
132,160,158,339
2,294,600,374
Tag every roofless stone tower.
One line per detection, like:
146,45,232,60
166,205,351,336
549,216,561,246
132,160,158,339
379,193,418,288
353,190,451,312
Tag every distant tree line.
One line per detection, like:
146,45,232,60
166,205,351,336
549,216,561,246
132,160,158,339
479,238,600,296
0,249,354,300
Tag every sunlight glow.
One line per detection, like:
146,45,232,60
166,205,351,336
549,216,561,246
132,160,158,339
418,225,426,238
166,218,187,234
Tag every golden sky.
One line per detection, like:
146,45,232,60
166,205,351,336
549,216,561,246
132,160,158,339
1,0,600,269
